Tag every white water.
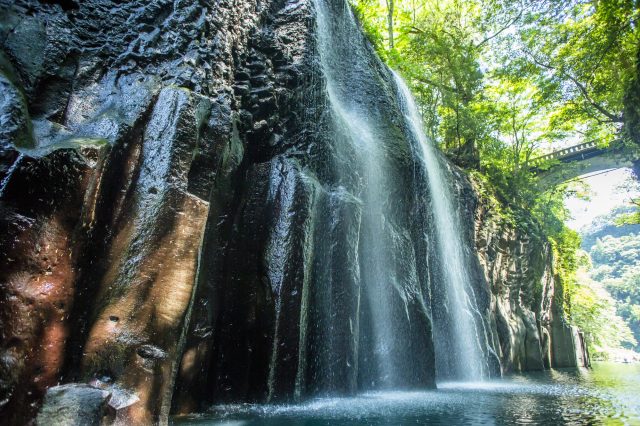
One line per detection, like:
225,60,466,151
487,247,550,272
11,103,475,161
176,364,640,424
310,0,488,385
393,71,487,380
314,0,399,385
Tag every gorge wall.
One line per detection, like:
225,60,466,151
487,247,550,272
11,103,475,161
458,174,590,373
0,0,587,425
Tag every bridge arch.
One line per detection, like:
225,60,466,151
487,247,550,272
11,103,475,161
532,142,640,188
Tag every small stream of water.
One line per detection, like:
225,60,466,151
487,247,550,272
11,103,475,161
394,72,489,380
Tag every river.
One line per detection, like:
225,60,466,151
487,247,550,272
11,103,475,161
172,363,640,425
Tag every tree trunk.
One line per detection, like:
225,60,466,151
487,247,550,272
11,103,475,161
386,0,394,49
624,41,640,145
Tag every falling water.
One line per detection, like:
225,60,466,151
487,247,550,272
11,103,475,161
393,72,488,380
314,0,400,386
212,0,488,398
312,0,434,388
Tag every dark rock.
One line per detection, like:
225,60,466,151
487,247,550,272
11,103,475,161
77,87,211,425
36,384,110,426
0,146,108,424
462,173,588,373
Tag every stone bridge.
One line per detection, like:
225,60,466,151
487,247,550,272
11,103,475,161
530,141,640,186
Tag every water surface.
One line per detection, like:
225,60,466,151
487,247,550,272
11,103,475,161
173,363,640,425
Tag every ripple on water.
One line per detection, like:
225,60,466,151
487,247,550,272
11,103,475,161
172,364,640,426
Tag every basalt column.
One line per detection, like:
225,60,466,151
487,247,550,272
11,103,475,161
1,0,267,423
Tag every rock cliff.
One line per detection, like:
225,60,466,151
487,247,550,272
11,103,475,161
0,0,586,424
458,174,589,373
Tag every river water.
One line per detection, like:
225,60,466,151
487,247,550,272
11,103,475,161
173,363,640,425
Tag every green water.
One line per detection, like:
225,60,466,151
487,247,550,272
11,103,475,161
173,363,640,425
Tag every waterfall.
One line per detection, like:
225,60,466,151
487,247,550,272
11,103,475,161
393,72,489,380
312,0,434,389
209,0,492,399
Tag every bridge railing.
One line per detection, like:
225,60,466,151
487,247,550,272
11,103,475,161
529,141,599,167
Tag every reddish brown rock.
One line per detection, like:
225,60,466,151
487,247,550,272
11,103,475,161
76,88,211,424
0,146,108,424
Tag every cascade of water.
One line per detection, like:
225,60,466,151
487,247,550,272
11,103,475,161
209,0,490,399
312,0,434,388
393,71,489,381
314,0,397,386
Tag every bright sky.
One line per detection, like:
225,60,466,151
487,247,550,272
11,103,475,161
565,168,640,230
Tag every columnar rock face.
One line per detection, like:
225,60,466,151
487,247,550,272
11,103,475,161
1,0,270,423
455,174,589,373
0,0,584,425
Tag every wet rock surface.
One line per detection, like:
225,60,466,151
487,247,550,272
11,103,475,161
0,146,106,423
36,384,111,426
0,0,267,422
0,0,584,424
458,174,589,373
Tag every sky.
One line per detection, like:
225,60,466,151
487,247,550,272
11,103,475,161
565,168,640,231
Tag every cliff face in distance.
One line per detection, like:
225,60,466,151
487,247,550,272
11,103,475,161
0,1,586,424
460,175,589,373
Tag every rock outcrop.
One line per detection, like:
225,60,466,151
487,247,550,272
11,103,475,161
36,384,111,426
1,0,274,423
0,1,586,425
457,174,590,373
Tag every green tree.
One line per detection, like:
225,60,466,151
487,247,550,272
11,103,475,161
582,225,640,351
571,270,637,357
516,0,640,147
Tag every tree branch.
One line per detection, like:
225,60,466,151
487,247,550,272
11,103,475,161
475,8,523,49
414,75,458,94
526,50,624,123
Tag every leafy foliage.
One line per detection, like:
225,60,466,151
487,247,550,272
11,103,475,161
613,198,640,225
352,0,639,172
591,234,640,279
517,1,639,140
351,0,639,225
585,231,640,351
580,205,640,249
570,269,636,358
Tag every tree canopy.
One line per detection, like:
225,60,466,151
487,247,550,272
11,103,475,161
353,0,639,180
